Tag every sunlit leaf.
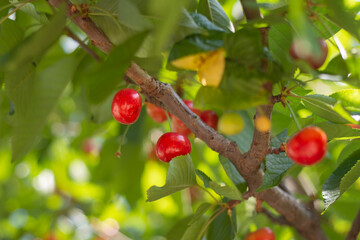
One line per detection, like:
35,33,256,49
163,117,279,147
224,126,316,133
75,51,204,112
147,155,197,202
322,146,360,210
197,0,234,32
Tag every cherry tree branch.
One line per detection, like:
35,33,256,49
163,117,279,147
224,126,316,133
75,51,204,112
346,209,360,240
48,0,327,239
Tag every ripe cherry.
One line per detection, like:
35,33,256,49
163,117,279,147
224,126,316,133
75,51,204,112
245,227,275,240
171,100,201,136
111,88,142,125
146,103,167,123
200,110,219,130
218,112,244,135
286,126,327,165
156,132,191,163
289,38,328,69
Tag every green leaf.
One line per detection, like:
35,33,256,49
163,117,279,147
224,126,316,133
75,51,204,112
166,216,193,240
196,169,212,188
86,31,148,103
168,34,223,62
219,155,247,193
257,154,294,192
149,0,192,53
10,0,48,23
196,169,241,200
268,22,295,73
197,0,234,32
322,148,360,210
2,6,66,71
323,0,360,41
189,202,212,225
225,27,263,67
90,0,127,45
6,56,79,162
194,76,268,111
312,12,341,39
117,0,151,31
257,131,293,192
209,181,242,200
191,13,226,32
302,95,354,124
330,89,360,112
181,216,207,240
146,155,197,202
315,122,360,140
0,20,24,56
207,207,236,240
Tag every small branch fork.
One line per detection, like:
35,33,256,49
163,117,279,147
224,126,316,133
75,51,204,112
48,0,327,239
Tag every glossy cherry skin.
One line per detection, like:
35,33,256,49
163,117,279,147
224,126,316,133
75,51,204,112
245,228,275,240
171,100,201,136
146,103,167,123
156,132,191,163
111,88,142,125
289,38,328,69
200,110,219,130
286,126,327,165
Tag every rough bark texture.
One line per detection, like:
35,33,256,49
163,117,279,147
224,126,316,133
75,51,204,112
48,0,329,239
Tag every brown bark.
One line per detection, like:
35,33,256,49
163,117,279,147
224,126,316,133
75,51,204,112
48,0,328,239
346,209,360,240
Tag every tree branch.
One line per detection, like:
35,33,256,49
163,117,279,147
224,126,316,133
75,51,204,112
346,209,360,240
64,27,101,62
49,1,328,239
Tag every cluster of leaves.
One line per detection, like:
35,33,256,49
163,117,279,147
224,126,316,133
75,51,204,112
1,0,360,239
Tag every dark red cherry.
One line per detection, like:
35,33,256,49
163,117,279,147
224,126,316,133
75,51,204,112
286,126,327,165
146,103,167,123
171,100,201,136
289,38,328,69
111,88,142,125
200,110,219,130
156,132,191,162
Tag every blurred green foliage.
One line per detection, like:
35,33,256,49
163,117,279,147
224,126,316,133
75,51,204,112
1,0,360,239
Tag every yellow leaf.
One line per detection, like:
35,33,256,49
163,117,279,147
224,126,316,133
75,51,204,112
198,48,225,87
170,52,209,71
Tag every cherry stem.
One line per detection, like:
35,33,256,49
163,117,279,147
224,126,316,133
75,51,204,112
286,101,302,131
165,111,173,132
115,124,131,158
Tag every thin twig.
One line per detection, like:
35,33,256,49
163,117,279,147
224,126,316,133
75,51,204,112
346,209,360,240
260,208,291,226
64,27,101,62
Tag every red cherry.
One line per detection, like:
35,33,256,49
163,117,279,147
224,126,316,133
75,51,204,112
156,132,191,162
286,126,327,165
348,124,360,130
82,138,96,154
245,227,275,240
200,110,219,130
146,103,167,123
111,88,142,125
289,38,328,69
171,100,201,136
